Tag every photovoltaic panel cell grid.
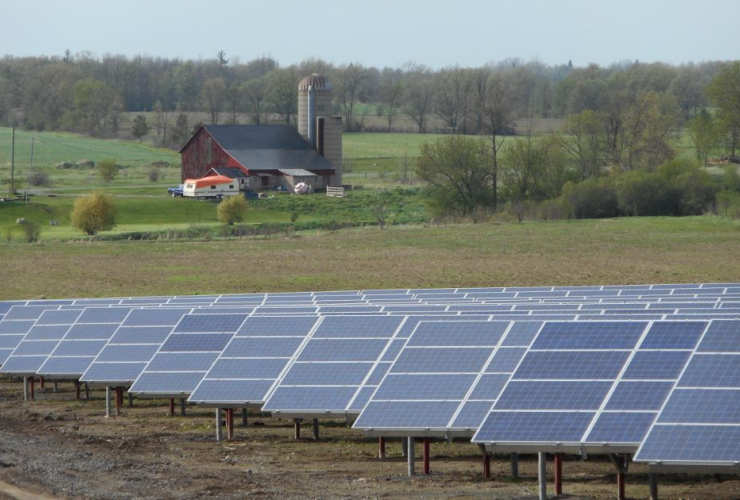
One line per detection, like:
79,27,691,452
473,320,711,451
188,316,321,406
354,320,542,435
635,320,740,465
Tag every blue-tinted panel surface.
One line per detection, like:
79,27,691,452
312,316,404,338
0,335,22,348
450,401,496,429
222,337,303,357
354,401,460,428
174,314,247,333
129,372,205,394
95,345,159,362
237,316,318,336
0,321,35,334
586,412,656,443
24,325,71,340
36,310,82,325
0,302,25,315
373,374,477,400
81,363,148,383
40,357,93,375
407,322,508,347
208,358,288,379
392,348,492,373
379,339,406,361
11,341,58,356
348,386,377,411
159,333,233,352
474,411,594,443
698,321,740,352
52,340,106,357
636,425,740,463
622,351,691,380
146,352,217,371
124,309,191,326
468,374,510,400
496,381,612,410
0,356,47,373
299,339,389,362
486,348,527,373
605,381,674,410
189,380,274,403
501,322,543,346
678,354,740,388
264,387,358,411
281,363,371,386
640,321,706,349
532,322,647,350
108,327,174,345
77,308,131,323
366,363,392,385
65,324,119,339
658,389,740,424
515,351,630,379
4,306,57,320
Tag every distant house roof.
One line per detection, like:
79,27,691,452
279,168,318,177
181,125,334,173
209,166,247,178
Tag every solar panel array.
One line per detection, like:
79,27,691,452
3,284,740,470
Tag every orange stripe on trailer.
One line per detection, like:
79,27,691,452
183,175,234,188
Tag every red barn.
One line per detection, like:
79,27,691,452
179,125,337,191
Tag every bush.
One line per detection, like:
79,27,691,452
669,169,715,215
26,169,50,187
71,191,117,235
217,195,247,225
717,191,740,218
148,167,160,182
97,159,118,183
18,220,40,242
615,171,672,216
564,178,619,219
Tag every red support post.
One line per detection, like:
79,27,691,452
226,408,234,440
75,381,80,400
554,453,563,495
29,377,35,400
294,419,301,440
483,453,491,479
378,437,386,459
169,398,175,417
40,377,45,389
617,470,625,500
423,438,431,475
115,388,122,416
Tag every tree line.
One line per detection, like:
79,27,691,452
0,51,738,149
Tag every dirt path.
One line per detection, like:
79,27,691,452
0,479,58,500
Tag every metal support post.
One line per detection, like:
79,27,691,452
226,408,234,440
378,437,386,459
407,437,415,477
402,437,408,458
75,380,80,400
215,408,223,443
23,377,29,401
242,408,248,426
180,398,186,416
115,387,122,416
84,382,90,400
128,392,133,408
294,419,301,440
538,452,547,500
617,469,625,500
169,398,175,416
610,454,628,500
510,453,519,479
52,381,58,393
29,377,34,400
649,473,658,500
484,453,491,479
423,437,430,475
554,453,563,495
40,377,45,389
105,387,112,418
312,418,320,441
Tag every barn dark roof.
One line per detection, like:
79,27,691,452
209,167,246,178
184,125,335,172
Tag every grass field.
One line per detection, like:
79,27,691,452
1,215,738,300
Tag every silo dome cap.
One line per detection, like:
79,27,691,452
298,73,332,91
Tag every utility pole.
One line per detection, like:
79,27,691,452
10,125,16,196
30,136,35,170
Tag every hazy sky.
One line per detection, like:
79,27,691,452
1,0,738,68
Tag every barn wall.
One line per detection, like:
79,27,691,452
180,128,232,182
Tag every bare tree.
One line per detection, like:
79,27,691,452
153,100,171,146
404,67,434,133
224,83,243,124
242,77,268,125
266,67,299,125
201,77,226,124
481,73,514,209
335,63,366,131
378,68,404,132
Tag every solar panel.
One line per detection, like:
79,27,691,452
472,320,710,453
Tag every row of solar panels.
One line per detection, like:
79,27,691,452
2,287,740,470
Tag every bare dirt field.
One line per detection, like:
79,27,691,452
0,379,738,499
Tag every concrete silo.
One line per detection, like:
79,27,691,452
298,74,343,187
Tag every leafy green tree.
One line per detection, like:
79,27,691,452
416,135,493,216
97,158,118,183
559,110,608,179
706,62,740,156
689,110,719,164
201,77,226,124
217,195,247,225
131,114,149,140
502,130,569,202
71,191,117,235
722,165,740,192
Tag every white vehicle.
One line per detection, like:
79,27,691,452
182,175,240,199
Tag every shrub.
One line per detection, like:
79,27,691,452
669,169,716,215
563,178,619,219
615,171,671,216
148,167,160,182
97,159,118,183
19,220,40,242
26,169,50,187
71,191,117,235
717,191,740,218
217,195,247,225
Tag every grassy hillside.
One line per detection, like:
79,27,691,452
0,215,738,299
